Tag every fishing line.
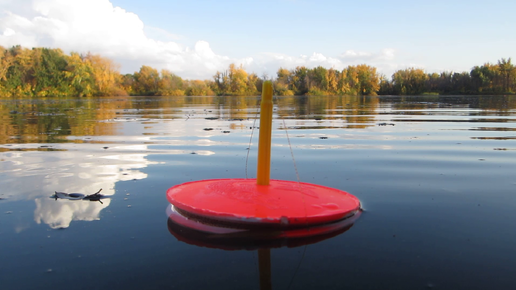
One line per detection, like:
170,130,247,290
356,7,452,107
281,117,301,184
246,89,309,289
287,245,308,290
245,101,260,179
275,96,307,221
276,96,309,290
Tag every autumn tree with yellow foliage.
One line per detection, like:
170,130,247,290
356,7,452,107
275,64,380,96
0,45,126,97
0,45,514,97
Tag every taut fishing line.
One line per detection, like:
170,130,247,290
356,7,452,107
273,95,308,290
245,101,260,179
287,245,308,290
281,117,301,184
245,91,309,289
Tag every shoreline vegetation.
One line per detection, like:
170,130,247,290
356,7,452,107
1,45,515,98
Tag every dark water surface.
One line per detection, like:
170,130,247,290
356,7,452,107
1,95,515,290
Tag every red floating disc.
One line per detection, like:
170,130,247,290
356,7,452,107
166,178,360,229
166,204,362,250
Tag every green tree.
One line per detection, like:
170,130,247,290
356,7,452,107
133,65,160,95
340,65,380,95
498,58,515,92
292,66,309,95
64,52,95,97
356,64,380,95
378,75,393,95
307,66,329,95
3,45,34,96
31,48,69,96
470,64,500,93
392,68,427,95
451,72,473,94
275,68,294,96
425,72,441,94
213,70,229,95
158,69,184,96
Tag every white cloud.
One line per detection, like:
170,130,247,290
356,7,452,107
246,49,399,78
2,27,14,36
0,0,399,79
144,25,183,42
0,0,249,79
380,48,395,60
340,50,373,58
253,52,345,74
339,48,397,62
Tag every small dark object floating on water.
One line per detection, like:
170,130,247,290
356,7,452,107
378,123,395,126
51,189,108,204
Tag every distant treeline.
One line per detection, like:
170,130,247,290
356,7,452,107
1,45,514,97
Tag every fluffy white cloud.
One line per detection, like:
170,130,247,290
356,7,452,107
0,0,248,79
340,48,396,62
0,0,398,79
248,52,346,78
247,48,399,78
340,50,373,58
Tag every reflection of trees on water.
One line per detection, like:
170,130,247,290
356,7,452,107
3,95,514,145
275,95,379,128
381,95,516,115
0,97,128,143
476,96,516,114
2,94,515,229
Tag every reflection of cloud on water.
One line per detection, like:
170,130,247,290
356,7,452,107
1,116,382,229
0,144,156,229
34,198,110,229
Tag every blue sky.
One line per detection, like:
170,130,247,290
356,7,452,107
1,0,515,79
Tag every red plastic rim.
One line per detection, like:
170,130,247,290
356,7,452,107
166,204,362,250
166,178,360,228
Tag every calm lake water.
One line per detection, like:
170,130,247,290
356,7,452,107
1,95,516,290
